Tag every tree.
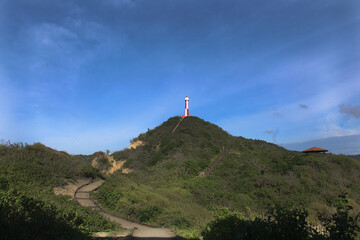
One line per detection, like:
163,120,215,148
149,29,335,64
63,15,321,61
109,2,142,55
320,194,360,240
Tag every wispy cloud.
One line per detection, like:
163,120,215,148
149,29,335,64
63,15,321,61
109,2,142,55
264,129,279,143
272,110,283,119
31,23,78,49
339,104,360,118
319,123,358,138
299,104,308,109
219,77,360,144
26,20,114,72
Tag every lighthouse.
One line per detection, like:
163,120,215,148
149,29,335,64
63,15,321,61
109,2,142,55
182,96,191,118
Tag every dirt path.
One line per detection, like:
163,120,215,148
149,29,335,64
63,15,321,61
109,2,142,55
172,118,184,133
74,180,177,239
199,149,228,177
54,178,92,199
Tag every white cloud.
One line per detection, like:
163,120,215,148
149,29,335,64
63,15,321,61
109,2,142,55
24,20,118,75
319,123,358,138
31,22,78,48
218,77,360,144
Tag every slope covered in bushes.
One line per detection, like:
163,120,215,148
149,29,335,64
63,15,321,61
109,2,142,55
0,142,119,240
94,116,360,238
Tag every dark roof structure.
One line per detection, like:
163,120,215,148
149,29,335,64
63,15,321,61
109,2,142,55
302,147,328,153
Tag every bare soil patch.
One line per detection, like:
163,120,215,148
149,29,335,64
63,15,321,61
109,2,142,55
53,178,92,199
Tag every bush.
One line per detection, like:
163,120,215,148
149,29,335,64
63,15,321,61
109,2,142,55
136,205,162,222
0,142,117,239
320,194,360,240
202,203,359,240
0,190,89,240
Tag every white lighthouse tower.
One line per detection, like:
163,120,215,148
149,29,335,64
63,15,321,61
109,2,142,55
182,96,191,118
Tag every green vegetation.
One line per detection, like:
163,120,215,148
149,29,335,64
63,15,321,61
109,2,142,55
350,155,360,161
1,117,359,239
203,196,359,240
0,142,119,240
93,116,360,238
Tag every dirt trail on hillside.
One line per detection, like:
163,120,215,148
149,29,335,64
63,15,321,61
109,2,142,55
54,178,92,199
172,118,183,133
199,149,228,177
74,180,177,239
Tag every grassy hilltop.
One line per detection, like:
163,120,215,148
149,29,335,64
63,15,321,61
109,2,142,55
0,142,118,240
93,116,360,238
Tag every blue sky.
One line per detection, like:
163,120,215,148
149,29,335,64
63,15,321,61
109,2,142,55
1,0,359,154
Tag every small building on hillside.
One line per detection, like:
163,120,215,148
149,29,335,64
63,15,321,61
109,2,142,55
302,147,328,154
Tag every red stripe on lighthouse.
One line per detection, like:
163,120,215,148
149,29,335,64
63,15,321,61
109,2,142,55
183,96,190,118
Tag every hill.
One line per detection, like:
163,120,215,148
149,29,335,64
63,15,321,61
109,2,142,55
93,116,360,238
350,155,360,161
0,142,119,240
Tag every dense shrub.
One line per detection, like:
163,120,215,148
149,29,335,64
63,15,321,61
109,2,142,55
136,205,162,222
202,204,359,240
0,190,89,240
320,195,360,240
0,142,118,239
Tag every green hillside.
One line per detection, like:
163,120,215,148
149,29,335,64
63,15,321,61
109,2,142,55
0,142,119,240
93,116,360,238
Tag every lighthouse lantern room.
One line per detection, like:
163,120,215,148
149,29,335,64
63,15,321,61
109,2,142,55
182,96,191,118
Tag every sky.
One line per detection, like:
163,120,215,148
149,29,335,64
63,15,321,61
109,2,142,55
0,0,360,154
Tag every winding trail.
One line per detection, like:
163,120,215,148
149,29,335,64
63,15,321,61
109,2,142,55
75,180,177,239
